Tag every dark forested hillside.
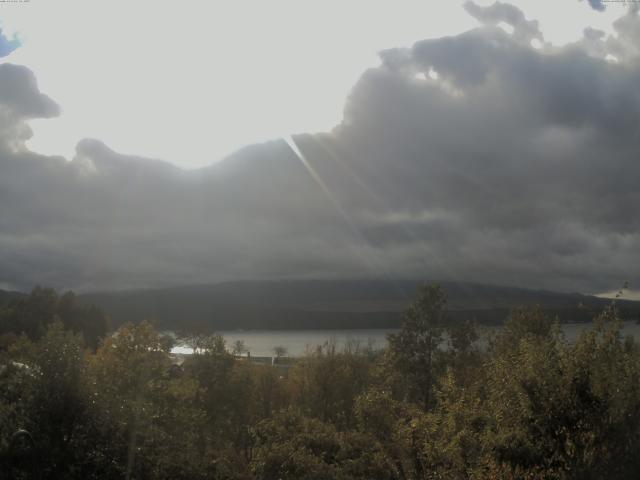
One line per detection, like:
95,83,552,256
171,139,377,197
0,289,25,307
78,280,640,330
0,287,109,350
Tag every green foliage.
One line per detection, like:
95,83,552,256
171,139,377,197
385,284,447,409
450,305,640,479
0,287,109,350
250,364,291,419
251,408,395,480
0,321,90,477
81,322,176,477
2,285,640,479
290,341,373,428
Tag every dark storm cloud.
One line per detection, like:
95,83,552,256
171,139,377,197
1,2,640,294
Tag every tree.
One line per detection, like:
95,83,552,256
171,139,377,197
182,332,209,354
385,284,446,410
183,333,255,459
251,408,395,480
471,304,640,479
251,364,290,419
87,321,185,478
290,343,373,428
0,287,109,350
232,339,247,357
3,320,91,478
273,345,288,360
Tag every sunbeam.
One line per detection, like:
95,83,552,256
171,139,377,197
284,134,414,298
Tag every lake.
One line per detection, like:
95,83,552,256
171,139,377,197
170,329,396,357
170,320,640,357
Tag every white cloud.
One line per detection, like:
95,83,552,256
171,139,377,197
0,0,622,168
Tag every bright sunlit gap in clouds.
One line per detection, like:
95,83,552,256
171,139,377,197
0,0,625,169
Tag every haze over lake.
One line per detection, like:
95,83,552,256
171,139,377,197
170,321,640,357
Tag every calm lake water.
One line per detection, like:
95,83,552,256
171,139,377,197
170,321,640,357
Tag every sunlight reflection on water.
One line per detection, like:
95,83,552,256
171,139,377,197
169,321,640,357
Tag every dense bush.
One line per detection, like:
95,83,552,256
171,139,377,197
2,284,640,479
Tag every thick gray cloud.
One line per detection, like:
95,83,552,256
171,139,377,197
463,1,543,44
0,64,59,119
1,3,640,294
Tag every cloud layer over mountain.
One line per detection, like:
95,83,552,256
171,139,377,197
1,2,639,294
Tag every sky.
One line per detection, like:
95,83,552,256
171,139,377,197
1,0,640,298
0,0,626,167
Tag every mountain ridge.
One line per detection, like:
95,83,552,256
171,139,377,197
73,280,640,331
